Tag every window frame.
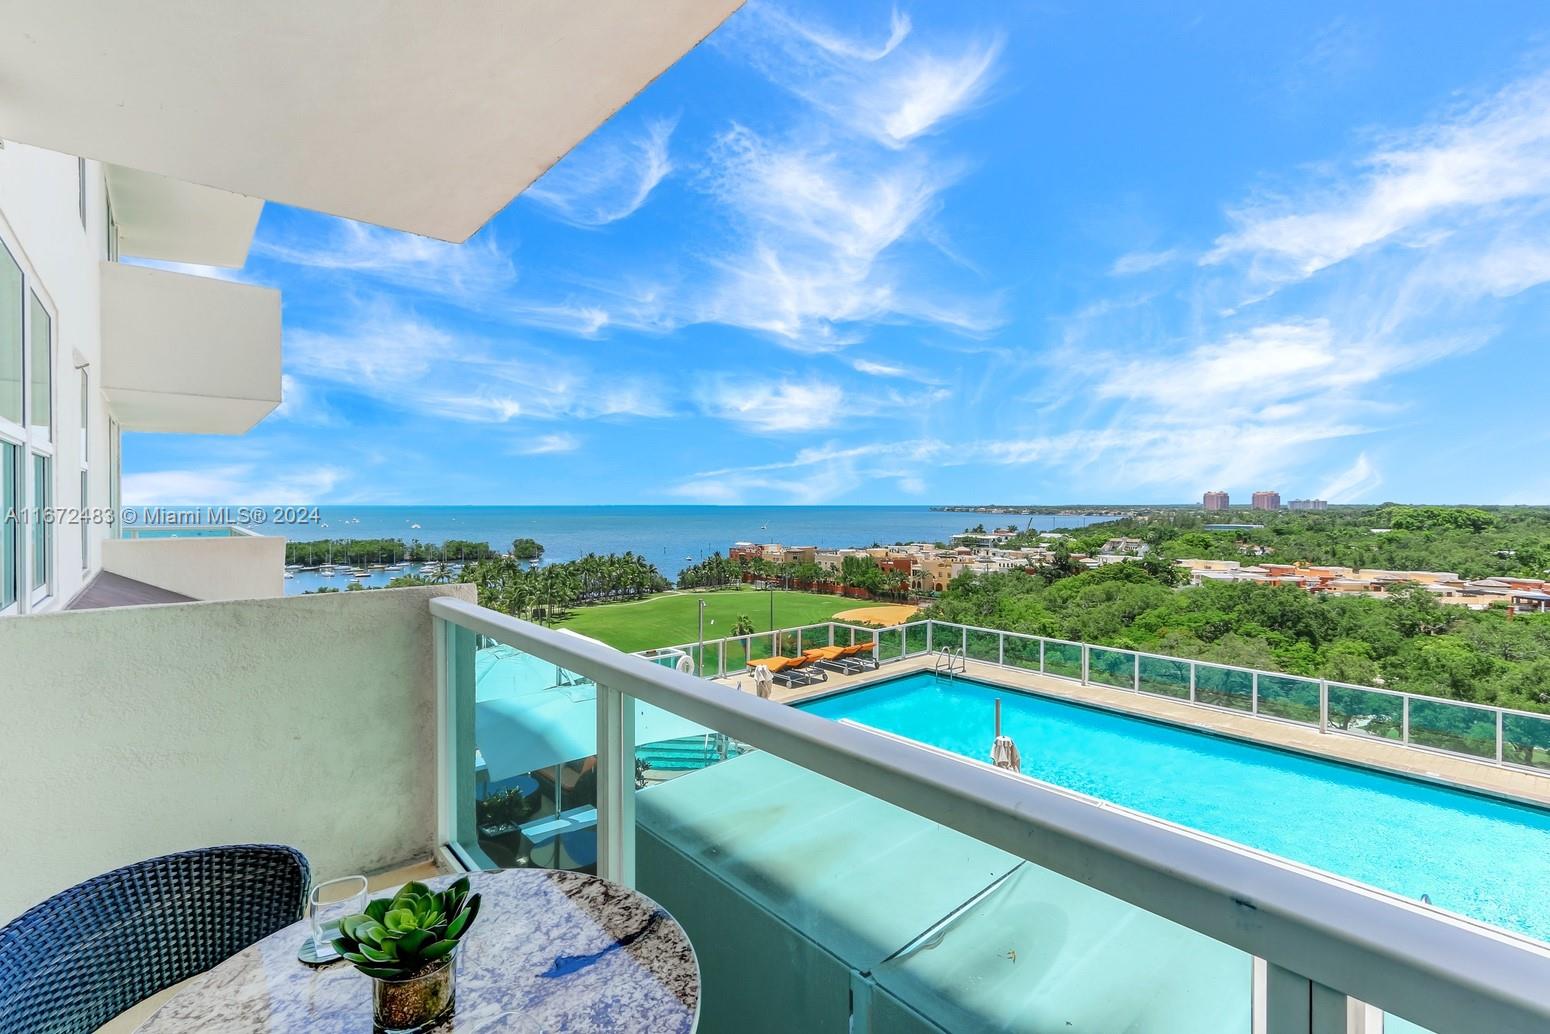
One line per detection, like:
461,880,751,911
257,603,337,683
0,218,58,613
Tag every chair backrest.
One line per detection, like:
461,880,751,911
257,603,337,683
0,844,309,1034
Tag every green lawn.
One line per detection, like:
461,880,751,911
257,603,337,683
556,587,862,658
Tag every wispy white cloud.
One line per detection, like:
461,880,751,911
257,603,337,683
668,438,947,503
284,302,670,426
696,124,996,346
123,463,345,505
1204,71,1550,288
697,374,949,435
474,7,1002,348
698,380,847,434
1109,247,1182,275
1319,452,1382,502
729,5,1000,148
515,433,582,456
255,218,515,298
674,6,1004,349
1050,66,1550,496
527,117,678,227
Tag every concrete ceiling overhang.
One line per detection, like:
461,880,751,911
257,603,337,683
0,0,743,242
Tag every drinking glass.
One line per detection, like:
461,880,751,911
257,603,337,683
303,875,368,964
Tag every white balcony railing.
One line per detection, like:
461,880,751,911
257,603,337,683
641,618,1550,776
431,596,1550,1034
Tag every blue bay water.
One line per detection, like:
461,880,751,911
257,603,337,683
273,506,1113,594
800,671,1550,943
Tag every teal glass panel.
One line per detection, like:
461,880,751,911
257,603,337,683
1138,656,1191,699
1256,674,1321,725
1087,647,1136,690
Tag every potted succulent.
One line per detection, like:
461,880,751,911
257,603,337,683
331,878,482,1032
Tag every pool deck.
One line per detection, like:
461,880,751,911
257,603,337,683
714,655,1550,808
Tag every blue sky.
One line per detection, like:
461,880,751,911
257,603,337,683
126,1,1550,506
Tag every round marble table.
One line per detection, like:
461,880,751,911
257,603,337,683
137,869,699,1032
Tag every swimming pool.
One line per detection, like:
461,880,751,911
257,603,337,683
799,671,1550,944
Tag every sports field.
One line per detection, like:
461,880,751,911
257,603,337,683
556,587,860,654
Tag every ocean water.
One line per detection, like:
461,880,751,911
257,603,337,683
800,671,1550,943
271,506,1114,594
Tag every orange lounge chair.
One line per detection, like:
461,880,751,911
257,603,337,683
750,652,826,687
835,642,879,671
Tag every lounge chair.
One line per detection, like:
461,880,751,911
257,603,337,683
834,642,879,672
803,646,859,675
750,654,826,688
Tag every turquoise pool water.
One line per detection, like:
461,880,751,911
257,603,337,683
799,672,1550,943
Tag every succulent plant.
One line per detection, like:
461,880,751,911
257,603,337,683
331,878,481,980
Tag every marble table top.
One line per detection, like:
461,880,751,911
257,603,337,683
137,868,699,1032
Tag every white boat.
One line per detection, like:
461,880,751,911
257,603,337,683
284,571,294,579
321,569,336,577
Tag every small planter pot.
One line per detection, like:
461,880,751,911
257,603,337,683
371,953,456,1033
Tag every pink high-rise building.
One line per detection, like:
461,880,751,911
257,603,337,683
1203,491,1229,511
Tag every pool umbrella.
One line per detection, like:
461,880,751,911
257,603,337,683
991,698,1021,772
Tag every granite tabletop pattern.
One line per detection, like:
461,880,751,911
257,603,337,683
136,868,699,1032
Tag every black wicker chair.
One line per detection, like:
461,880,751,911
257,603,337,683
0,844,310,1034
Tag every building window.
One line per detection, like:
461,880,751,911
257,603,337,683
108,416,119,536
1,442,16,612
0,241,19,425
0,230,58,611
29,291,50,442
31,452,49,594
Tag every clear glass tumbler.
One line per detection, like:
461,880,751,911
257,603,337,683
305,875,368,963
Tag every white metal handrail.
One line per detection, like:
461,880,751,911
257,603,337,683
433,596,1550,1034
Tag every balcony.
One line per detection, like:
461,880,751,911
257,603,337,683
2,591,1546,1033
99,261,281,434
98,524,284,601
104,164,262,268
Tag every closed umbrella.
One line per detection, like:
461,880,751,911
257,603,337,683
990,698,1021,772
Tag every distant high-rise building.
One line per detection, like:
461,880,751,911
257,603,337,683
1252,491,1281,511
1287,499,1328,511
1203,491,1230,511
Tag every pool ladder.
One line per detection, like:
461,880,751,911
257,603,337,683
934,646,966,679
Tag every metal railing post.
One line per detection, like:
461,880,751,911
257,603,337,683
1189,661,1197,703
1496,709,1505,765
1265,964,1349,1034
596,682,636,887
999,632,1005,667
828,623,834,647
1319,679,1329,734
961,626,968,656
1402,697,1411,744
1081,644,1090,686
926,620,934,653
1252,671,1260,715
1133,652,1140,693
717,639,725,677
1038,637,1045,674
